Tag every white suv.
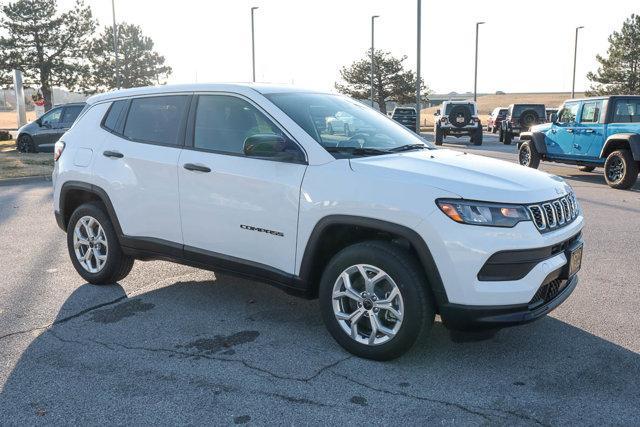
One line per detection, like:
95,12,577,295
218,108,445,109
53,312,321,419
434,100,483,145
52,84,584,360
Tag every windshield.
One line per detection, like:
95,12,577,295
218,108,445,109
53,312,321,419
392,108,416,117
265,92,433,158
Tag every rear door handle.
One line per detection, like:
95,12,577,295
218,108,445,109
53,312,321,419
567,129,574,133
103,150,123,158
585,129,595,133
183,163,211,173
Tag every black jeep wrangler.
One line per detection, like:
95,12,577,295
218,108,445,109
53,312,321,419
500,104,546,145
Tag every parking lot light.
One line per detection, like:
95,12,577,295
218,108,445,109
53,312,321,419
572,26,584,99
251,6,259,83
371,15,380,108
474,21,485,102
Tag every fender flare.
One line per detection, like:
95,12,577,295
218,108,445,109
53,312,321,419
298,215,449,306
58,181,125,237
600,133,640,161
518,131,547,154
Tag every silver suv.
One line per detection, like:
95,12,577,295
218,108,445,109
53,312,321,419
434,101,483,146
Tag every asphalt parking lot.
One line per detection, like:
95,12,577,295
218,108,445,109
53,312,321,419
1,133,639,425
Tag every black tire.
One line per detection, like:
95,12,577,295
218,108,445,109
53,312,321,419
16,134,35,153
491,125,498,134
471,127,483,146
578,165,596,172
319,241,435,361
66,202,134,284
499,127,504,142
434,126,443,145
503,130,513,145
604,149,639,190
518,141,541,169
448,105,472,128
519,110,539,130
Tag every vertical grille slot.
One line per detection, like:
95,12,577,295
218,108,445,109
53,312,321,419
561,197,571,219
542,203,556,227
553,200,565,224
528,205,545,230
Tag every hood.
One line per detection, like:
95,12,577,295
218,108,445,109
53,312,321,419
17,120,38,134
349,149,572,204
530,123,552,133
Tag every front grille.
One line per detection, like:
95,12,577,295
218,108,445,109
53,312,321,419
529,278,568,308
528,193,579,233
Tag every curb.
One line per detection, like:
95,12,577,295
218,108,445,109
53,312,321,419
0,175,52,187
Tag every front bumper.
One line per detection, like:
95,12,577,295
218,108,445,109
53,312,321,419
439,274,578,330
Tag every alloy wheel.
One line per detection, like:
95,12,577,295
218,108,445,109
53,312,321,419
519,145,531,166
607,156,624,183
332,264,404,346
73,216,108,273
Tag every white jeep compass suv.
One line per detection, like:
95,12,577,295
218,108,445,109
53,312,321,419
52,84,584,360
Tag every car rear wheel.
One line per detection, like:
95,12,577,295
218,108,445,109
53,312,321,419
319,241,435,360
471,127,483,146
434,126,443,145
16,134,35,153
578,165,596,172
67,202,134,284
518,141,540,169
503,130,513,145
604,149,639,190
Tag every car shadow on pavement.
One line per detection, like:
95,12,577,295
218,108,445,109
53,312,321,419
556,171,640,192
1,275,639,424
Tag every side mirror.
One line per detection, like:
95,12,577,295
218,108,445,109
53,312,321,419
35,118,42,127
434,109,440,116
244,134,300,162
550,113,558,123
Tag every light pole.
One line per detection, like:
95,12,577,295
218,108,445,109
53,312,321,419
572,26,584,99
251,6,259,83
473,21,485,102
371,15,379,108
111,0,120,89
415,0,421,133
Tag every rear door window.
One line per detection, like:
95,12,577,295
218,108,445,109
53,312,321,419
580,101,603,123
123,95,189,145
60,105,85,126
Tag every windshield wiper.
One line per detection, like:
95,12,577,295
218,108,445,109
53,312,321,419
388,143,429,152
324,146,390,156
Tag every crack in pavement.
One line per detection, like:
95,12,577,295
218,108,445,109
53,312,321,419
329,371,550,426
0,295,127,342
45,330,353,384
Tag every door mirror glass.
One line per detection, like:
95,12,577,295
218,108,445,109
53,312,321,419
243,134,292,159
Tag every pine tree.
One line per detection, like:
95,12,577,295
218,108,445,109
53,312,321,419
85,23,172,92
586,14,640,96
0,0,96,109
336,49,429,114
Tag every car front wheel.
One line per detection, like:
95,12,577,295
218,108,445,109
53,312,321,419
16,134,35,153
518,141,540,169
319,241,435,360
67,202,134,284
604,149,639,190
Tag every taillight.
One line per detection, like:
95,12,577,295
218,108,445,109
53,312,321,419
54,140,65,161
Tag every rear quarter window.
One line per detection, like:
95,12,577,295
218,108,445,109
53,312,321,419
102,100,128,133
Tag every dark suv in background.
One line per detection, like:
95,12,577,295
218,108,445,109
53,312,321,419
487,107,508,133
16,102,86,153
391,107,417,131
500,103,546,145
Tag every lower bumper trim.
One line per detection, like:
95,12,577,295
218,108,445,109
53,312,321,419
439,274,578,331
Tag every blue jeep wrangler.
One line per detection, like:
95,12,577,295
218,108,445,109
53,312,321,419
518,96,640,189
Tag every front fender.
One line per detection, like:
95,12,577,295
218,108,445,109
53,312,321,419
518,131,547,154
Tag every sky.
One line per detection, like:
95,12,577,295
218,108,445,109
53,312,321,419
58,0,638,95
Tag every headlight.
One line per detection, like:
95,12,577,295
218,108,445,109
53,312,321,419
436,199,530,227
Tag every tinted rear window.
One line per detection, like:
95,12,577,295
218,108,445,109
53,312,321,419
445,103,474,115
612,99,640,123
103,100,128,132
512,105,545,116
123,96,188,145
393,108,416,117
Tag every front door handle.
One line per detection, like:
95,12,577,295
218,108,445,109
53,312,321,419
183,163,211,173
551,129,557,134
573,144,580,149
585,129,595,133
103,150,124,158
567,128,574,133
